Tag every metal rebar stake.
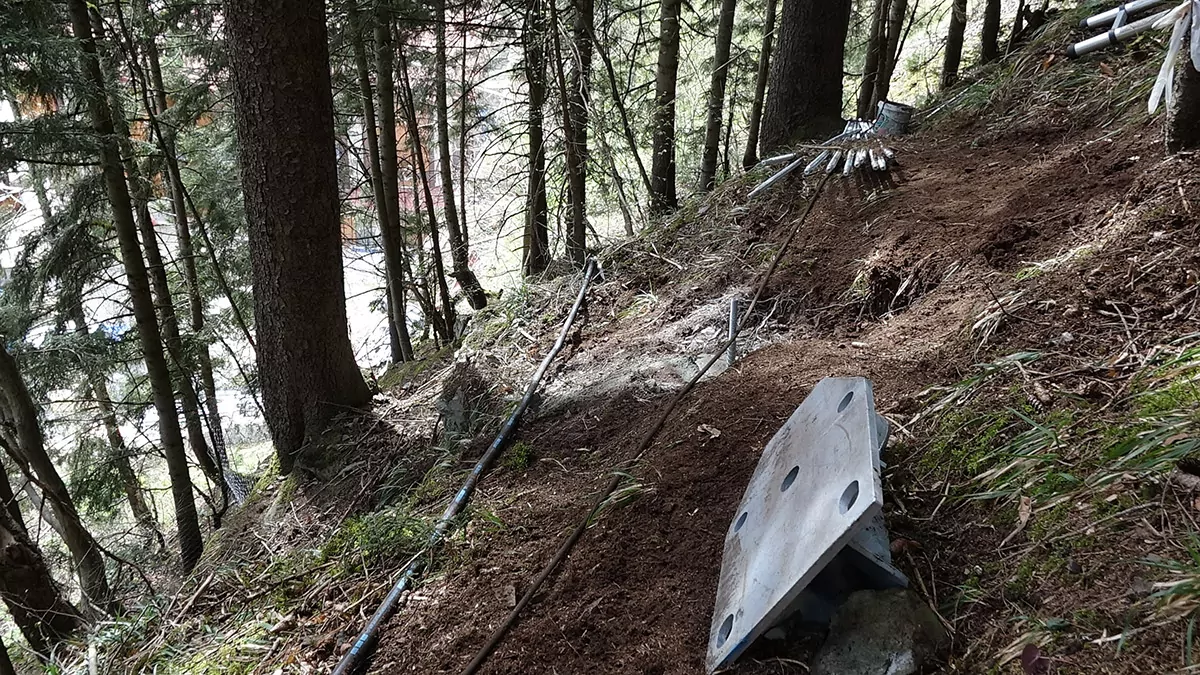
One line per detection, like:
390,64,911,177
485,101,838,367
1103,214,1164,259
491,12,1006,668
727,298,740,366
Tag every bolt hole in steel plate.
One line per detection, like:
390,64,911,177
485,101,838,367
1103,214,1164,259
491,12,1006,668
707,377,887,672
716,614,734,647
734,512,748,532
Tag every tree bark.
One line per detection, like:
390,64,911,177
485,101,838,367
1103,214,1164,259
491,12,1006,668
1007,0,1027,54
364,9,415,362
1169,59,1200,152
873,0,908,107
435,0,489,307
698,0,738,191
128,171,222,493
565,0,594,265
0,462,22,536
980,0,1001,64
0,634,14,675
19,481,64,540
224,0,371,475
0,345,119,615
405,161,449,342
856,0,889,119
941,0,968,89
0,501,82,658
742,0,778,168
68,0,204,572
524,0,551,275
760,0,851,152
649,0,681,212
398,42,457,340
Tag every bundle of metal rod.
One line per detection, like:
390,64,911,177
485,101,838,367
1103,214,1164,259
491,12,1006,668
1068,7,1170,56
1080,0,1168,29
804,120,898,178
746,120,899,199
1068,0,1200,114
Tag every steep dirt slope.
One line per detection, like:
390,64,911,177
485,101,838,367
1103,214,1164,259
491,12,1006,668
362,83,1193,673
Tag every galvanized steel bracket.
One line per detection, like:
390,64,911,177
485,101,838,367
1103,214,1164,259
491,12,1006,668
706,377,907,672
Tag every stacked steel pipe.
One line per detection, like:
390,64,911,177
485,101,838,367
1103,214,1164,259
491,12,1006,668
747,118,901,199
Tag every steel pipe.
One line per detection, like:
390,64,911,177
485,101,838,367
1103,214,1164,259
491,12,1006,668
330,259,600,675
1069,9,1170,56
1080,0,1167,29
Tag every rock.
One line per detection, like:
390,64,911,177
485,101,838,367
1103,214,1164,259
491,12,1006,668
437,361,495,439
811,589,947,675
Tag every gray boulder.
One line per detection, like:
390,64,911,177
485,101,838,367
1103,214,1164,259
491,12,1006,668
811,588,947,675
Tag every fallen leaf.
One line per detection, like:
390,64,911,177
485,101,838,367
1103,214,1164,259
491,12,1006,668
1001,495,1033,546
269,613,297,634
698,424,721,439
1020,643,1048,675
889,538,920,555
1019,495,1033,527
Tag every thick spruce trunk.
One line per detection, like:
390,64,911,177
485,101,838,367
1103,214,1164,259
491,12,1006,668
760,0,851,151
224,0,371,475
649,0,681,212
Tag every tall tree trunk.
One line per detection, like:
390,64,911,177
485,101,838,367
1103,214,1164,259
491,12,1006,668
224,0,371,475
856,0,889,119
366,9,415,362
1169,60,1200,152
941,0,968,89
406,161,449,342
742,0,777,168
1007,0,1027,54
722,76,736,179
398,42,457,340
599,132,637,235
459,29,470,253
92,11,222,499
592,26,652,197
980,0,1001,64
698,0,738,191
0,461,22,535
873,0,908,107
18,481,63,540
129,175,222,495
142,4,232,479
0,634,14,675
0,345,119,615
739,0,780,168
524,0,551,275
564,0,594,265
68,300,163,547
435,0,489,307
649,0,681,212
68,0,204,572
761,0,851,151
0,500,82,658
